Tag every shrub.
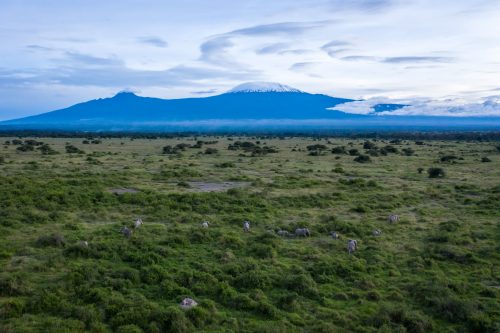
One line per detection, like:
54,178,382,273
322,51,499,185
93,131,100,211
0,298,25,318
417,167,424,174
428,168,445,178
204,148,218,154
185,305,211,328
65,145,84,154
234,270,271,290
332,167,344,173
363,141,377,149
16,145,34,152
331,146,346,154
481,157,491,162
348,149,359,156
163,306,192,333
282,271,318,296
38,144,58,155
354,155,371,163
255,301,278,319
440,155,458,163
36,234,66,247
382,145,399,154
439,220,460,232
216,162,235,168
307,144,327,151
402,148,415,156
372,305,434,333
116,324,143,333
277,292,299,311
249,243,276,259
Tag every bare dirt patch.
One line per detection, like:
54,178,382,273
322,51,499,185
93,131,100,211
187,181,250,192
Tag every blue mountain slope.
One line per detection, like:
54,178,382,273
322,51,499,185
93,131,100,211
2,82,499,131
3,90,358,125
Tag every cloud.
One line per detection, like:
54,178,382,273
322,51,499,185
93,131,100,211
383,98,500,117
191,89,218,95
326,0,395,12
289,62,318,71
0,51,260,89
201,20,331,65
383,56,454,64
26,44,54,51
256,43,289,54
228,21,329,36
331,97,395,114
63,52,122,66
333,96,500,117
49,37,93,43
340,55,381,62
137,36,168,48
337,54,455,64
199,36,235,65
256,44,312,56
321,40,351,57
279,49,312,55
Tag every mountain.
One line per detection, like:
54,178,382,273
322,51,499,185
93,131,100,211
1,82,499,131
1,83,360,125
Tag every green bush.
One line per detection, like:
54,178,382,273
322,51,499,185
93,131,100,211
428,167,445,178
36,234,66,247
0,298,25,319
116,324,143,333
163,306,192,333
354,155,371,163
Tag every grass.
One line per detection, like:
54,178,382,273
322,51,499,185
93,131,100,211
0,136,499,332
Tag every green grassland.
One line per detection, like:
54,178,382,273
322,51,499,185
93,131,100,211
0,136,498,333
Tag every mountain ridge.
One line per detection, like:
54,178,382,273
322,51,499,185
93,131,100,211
2,82,499,131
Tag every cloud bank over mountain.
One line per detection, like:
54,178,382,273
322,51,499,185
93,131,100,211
334,96,500,117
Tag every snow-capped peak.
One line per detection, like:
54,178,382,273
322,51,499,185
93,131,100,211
228,82,303,93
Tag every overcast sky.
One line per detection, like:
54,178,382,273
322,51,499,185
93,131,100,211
1,0,500,119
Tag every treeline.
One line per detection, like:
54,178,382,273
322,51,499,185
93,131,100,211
0,130,499,141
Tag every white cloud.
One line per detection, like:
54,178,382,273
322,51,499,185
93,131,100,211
383,98,500,117
333,96,500,117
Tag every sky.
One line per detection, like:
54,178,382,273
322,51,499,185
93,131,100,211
1,0,500,120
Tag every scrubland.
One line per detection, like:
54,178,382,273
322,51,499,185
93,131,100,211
0,135,498,332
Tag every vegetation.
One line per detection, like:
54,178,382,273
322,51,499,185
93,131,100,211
428,167,446,178
0,135,498,332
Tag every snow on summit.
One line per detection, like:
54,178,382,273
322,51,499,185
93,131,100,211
228,82,303,93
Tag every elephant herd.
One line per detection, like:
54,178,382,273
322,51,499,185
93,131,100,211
116,215,400,255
